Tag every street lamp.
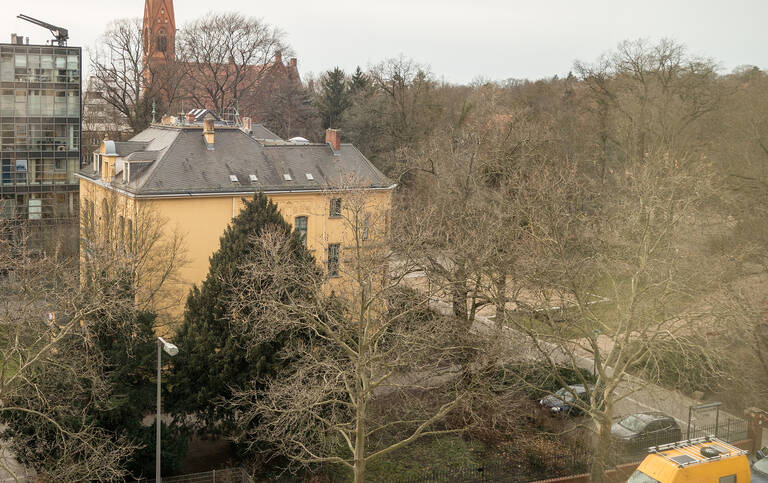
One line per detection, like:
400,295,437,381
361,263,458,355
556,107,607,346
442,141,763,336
157,337,178,482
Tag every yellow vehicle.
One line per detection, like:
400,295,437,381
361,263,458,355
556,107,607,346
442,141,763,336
627,436,750,482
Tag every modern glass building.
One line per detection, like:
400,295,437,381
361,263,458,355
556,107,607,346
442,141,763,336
0,34,80,221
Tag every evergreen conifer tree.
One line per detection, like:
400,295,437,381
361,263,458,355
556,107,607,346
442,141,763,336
169,193,315,434
349,66,369,95
315,67,351,129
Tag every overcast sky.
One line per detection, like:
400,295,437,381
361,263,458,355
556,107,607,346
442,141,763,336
2,0,766,83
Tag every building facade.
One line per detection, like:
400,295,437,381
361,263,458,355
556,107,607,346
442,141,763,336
78,120,395,320
141,0,301,124
0,34,81,220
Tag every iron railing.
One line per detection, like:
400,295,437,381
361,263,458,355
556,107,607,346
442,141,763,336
134,467,255,483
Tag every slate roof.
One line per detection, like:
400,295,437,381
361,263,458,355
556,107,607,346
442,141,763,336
79,124,394,197
114,141,150,156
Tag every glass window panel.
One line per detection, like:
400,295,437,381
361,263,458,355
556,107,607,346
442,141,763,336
295,216,308,246
0,90,12,116
55,56,65,69
28,90,41,116
40,55,52,69
54,91,66,116
0,54,12,82
67,91,79,117
27,54,39,69
14,90,27,116
41,91,53,116
14,54,26,68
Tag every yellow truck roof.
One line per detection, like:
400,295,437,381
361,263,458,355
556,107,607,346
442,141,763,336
635,437,749,483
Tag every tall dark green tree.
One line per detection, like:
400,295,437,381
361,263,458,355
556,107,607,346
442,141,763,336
315,67,351,129
349,66,370,95
93,309,189,477
168,193,315,435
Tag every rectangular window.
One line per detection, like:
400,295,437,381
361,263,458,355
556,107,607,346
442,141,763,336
0,90,12,116
295,216,308,246
1,159,10,185
0,54,12,82
67,91,79,117
329,198,342,218
362,214,370,241
14,90,27,116
54,91,66,117
327,243,340,277
718,476,736,483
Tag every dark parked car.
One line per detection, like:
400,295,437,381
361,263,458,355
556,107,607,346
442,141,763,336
611,412,682,452
751,447,768,483
539,384,594,416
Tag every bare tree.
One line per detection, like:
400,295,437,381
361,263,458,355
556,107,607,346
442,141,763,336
80,191,187,326
574,38,722,184
89,18,187,134
0,220,140,480
178,12,289,117
259,81,320,141
507,147,721,480
222,184,506,482
399,89,555,324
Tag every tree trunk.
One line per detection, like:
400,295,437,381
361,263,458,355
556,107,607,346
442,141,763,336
590,402,614,483
494,272,507,329
452,282,468,322
354,396,367,483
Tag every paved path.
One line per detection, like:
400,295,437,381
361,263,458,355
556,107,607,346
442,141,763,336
0,427,33,482
427,297,749,444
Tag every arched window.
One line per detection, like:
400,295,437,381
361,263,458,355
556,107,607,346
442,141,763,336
157,29,167,53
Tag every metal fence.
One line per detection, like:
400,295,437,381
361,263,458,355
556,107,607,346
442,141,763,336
134,467,255,483
399,448,591,483
617,416,749,461
686,416,748,443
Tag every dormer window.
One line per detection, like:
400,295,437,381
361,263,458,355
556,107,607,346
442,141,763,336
249,174,258,182
283,174,292,181
305,173,314,181
229,174,239,184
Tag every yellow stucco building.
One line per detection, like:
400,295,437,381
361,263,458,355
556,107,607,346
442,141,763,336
78,116,395,322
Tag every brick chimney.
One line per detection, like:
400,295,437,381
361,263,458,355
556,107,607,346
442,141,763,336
274,51,282,64
289,58,297,68
203,117,215,148
326,129,341,152
242,117,252,133
186,113,195,124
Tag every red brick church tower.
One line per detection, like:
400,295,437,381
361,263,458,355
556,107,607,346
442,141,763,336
143,0,176,65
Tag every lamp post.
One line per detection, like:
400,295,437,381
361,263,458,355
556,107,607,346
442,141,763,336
157,337,178,482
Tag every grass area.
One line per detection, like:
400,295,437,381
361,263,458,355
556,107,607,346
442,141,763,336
365,435,484,482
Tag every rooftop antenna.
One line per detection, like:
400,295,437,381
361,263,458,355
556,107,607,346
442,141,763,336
17,14,69,46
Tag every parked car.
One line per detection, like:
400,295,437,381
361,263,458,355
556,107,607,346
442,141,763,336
751,446,768,483
611,412,682,452
539,384,594,416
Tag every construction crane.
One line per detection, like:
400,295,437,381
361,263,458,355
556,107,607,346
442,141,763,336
16,14,68,46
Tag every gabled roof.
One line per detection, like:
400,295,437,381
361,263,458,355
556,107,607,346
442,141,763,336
79,124,394,197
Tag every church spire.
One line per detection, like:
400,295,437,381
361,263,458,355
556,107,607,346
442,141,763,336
142,0,176,65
